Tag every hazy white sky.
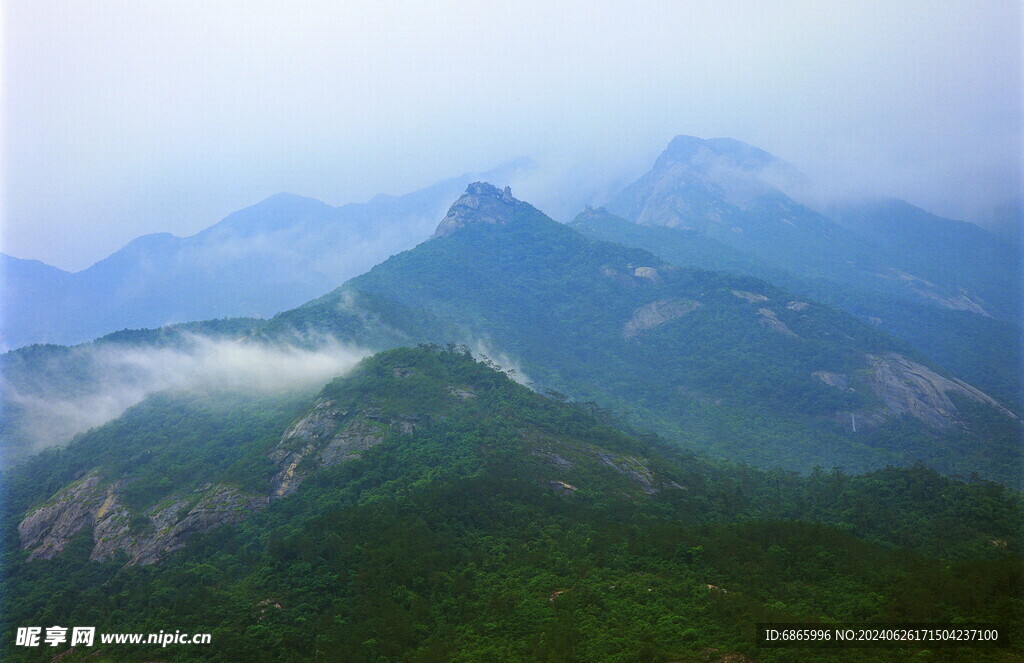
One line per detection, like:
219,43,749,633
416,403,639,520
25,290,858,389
4,0,1021,270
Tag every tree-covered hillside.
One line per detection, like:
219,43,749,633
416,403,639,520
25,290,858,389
570,206,1023,412
2,346,1021,662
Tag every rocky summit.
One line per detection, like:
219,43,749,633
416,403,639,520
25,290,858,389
432,181,524,237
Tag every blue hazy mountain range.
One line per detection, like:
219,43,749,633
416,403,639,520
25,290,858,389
600,136,1018,321
6,135,1015,357
4,136,1016,355
571,136,1021,409
0,159,533,350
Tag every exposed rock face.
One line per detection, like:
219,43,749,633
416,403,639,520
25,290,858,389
19,398,423,565
547,480,577,494
875,268,991,317
597,263,648,288
831,352,1017,432
318,418,390,466
632,266,662,283
268,398,422,498
530,436,672,496
919,288,990,317
533,449,574,469
18,472,267,565
864,352,1017,428
730,289,768,303
623,299,700,338
432,182,523,238
18,471,107,560
448,386,476,400
757,308,798,337
787,301,809,311
268,399,352,498
812,371,852,391
592,449,657,494
118,486,268,565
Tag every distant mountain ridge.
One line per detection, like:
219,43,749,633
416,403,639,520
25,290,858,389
574,135,1021,411
828,196,1019,317
604,135,1018,321
0,159,532,350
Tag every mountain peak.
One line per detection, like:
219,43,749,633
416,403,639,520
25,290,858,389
654,135,777,172
249,192,331,214
432,182,522,238
464,181,515,200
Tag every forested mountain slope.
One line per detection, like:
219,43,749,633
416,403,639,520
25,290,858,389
2,346,1021,662
570,206,1023,411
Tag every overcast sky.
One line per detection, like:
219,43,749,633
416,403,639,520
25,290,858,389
4,0,1021,271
